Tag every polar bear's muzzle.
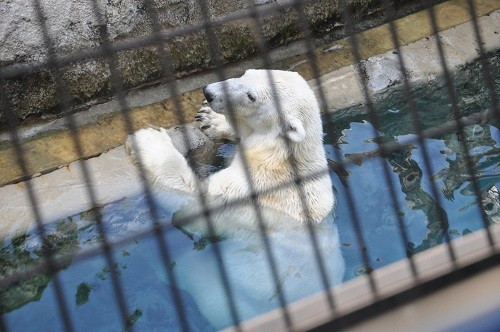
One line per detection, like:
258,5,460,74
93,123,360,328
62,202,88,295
203,80,255,116
203,84,224,113
202,83,230,114
202,86,215,103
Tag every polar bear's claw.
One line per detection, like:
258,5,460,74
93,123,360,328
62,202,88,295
195,104,235,141
198,105,211,114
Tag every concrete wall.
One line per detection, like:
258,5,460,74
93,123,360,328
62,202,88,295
0,0,376,126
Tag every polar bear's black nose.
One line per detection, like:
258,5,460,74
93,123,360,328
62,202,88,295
203,86,214,103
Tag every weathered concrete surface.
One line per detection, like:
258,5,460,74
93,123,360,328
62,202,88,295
0,0,376,126
0,1,499,236
0,0,498,188
0,145,140,238
0,88,205,185
314,6,500,111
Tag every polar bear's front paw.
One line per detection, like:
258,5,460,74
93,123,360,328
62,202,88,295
195,102,235,141
125,128,174,168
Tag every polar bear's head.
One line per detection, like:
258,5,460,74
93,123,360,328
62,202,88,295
203,69,322,145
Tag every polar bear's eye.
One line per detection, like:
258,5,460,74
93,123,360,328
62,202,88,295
247,92,256,102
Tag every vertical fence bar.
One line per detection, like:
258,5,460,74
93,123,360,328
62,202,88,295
425,1,492,248
463,0,499,249
30,0,132,328
295,0,380,300
318,0,383,297
107,0,199,329
342,0,455,269
246,0,337,312
195,0,295,328
0,312,6,332
84,0,230,330
137,0,250,329
465,0,499,125
0,77,74,332
379,0,453,278
334,0,420,281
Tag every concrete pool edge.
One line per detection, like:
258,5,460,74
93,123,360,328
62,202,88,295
0,0,499,187
223,223,500,332
313,8,500,112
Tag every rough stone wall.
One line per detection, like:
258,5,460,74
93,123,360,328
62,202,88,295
0,0,374,126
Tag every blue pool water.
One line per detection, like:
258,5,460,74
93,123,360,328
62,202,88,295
1,54,499,331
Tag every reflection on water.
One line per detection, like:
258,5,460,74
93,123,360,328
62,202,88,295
1,218,79,313
1,51,499,330
1,198,212,330
329,50,499,276
330,120,499,277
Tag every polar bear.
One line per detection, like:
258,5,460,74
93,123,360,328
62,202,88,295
125,69,344,329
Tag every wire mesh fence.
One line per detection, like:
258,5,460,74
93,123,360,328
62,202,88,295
0,0,499,331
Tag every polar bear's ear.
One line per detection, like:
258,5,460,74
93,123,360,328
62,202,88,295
283,117,306,142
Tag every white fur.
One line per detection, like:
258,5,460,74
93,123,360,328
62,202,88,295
126,69,344,329
196,101,236,141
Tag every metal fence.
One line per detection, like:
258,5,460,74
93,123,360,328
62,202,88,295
0,0,499,331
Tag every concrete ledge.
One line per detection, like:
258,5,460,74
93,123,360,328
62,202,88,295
223,223,500,331
314,7,500,111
